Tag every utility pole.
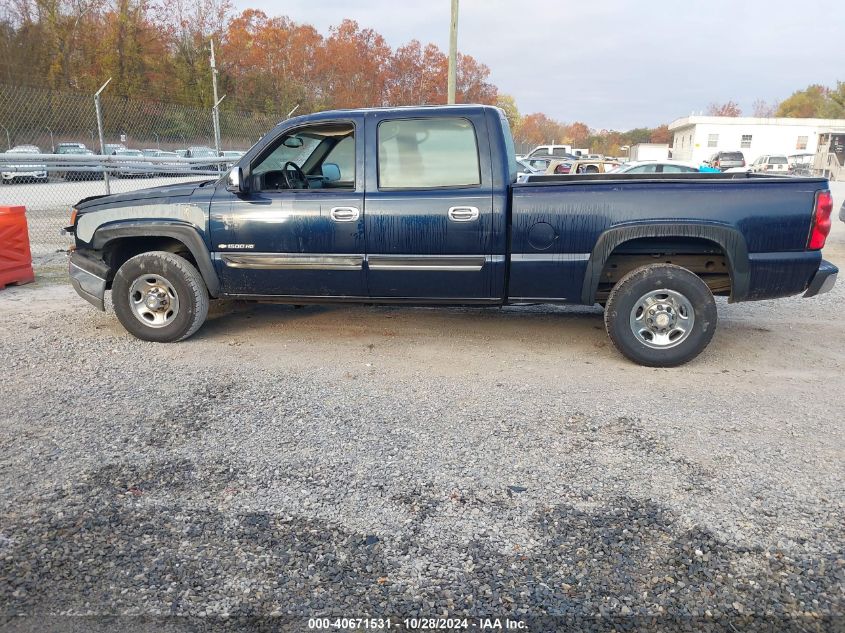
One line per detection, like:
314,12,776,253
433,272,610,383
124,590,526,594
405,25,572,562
447,0,459,104
210,40,222,162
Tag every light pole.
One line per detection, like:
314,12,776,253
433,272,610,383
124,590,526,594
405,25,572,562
153,133,160,149
46,127,55,153
1,124,10,150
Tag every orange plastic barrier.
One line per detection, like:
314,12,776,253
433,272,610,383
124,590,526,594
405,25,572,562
0,206,35,290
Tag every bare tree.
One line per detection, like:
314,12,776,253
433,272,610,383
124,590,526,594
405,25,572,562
752,99,778,117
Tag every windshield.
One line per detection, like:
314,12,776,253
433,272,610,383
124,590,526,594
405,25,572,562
9,146,38,154
769,156,788,164
117,150,143,157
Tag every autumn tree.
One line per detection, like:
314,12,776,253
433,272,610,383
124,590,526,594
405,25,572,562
318,19,391,108
565,122,590,146
516,113,566,147
650,124,671,144
706,101,742,117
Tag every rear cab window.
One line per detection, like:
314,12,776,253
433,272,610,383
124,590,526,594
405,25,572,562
377,117,481,189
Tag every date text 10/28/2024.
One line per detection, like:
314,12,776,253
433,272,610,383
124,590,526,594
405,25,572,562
308,618,527,630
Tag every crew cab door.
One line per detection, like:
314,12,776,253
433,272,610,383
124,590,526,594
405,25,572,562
210,117,366,296
363,113,495,300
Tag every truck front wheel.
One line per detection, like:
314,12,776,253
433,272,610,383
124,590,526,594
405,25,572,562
112,251,209,342
604,264,717,367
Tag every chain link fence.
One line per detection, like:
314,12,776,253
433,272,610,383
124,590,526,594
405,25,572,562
0,84,278,256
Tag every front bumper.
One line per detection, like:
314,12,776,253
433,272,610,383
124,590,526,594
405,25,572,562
2,170,47,180
803,259,838,298
69,250,109,311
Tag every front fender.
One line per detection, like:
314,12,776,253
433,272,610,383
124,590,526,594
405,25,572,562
581,222,750,304
91,221,220,297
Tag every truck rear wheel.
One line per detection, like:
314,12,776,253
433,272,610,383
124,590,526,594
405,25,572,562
112,251,209,342
604,264,716,367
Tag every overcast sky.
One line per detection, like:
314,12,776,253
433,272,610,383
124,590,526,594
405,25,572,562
233,0,844,130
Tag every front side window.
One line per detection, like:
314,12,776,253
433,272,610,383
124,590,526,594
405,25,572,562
378,117,480,189
253,122,355,190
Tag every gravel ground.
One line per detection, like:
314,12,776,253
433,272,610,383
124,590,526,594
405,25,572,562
1,184,844,632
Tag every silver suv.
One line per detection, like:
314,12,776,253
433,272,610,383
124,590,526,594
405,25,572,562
707,151,746,171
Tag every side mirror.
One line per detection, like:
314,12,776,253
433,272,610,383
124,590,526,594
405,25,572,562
283,136,304,148
226,166,245,193
321,162,341,182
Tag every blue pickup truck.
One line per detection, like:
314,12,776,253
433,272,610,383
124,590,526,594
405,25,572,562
67,105,837,366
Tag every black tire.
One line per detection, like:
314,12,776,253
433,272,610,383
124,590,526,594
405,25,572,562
112,251,209,342
604,264,717,367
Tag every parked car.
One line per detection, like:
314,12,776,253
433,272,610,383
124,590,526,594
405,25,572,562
750,154,789,174
67,104,837,367
523,157,554,173
61,148,100,181
610,161,702,174
56,142,89,154
186,146,219,171
140,149,183,176
706,151,746,171
221,150,245,170
546,159,622,174
111,148,152,177
526,144,575,159
103,143,127,155
1,145,48,184
515,157,543,183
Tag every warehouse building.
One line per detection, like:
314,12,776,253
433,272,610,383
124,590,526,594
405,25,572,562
668,116,845,165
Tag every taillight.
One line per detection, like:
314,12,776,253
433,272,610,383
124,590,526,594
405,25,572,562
808,190,833,250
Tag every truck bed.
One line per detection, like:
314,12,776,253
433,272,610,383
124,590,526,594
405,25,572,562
508,174,828,304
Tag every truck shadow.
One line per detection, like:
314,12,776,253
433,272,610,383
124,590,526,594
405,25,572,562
198,300,609,348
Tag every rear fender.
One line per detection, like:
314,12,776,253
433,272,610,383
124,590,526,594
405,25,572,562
582,222,750,304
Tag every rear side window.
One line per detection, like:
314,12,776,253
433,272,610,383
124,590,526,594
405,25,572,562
378,118,481,189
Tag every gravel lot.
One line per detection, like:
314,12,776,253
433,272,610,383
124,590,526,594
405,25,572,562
1,183,844,631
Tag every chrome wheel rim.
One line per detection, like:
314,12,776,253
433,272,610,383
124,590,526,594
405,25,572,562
629,289,694,349
128,274,180,328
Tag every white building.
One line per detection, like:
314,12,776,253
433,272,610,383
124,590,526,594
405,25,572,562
629,143,669,162
668,116,845,165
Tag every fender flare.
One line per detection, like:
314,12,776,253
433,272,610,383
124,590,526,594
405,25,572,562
91,221,220,297
581,222,750,305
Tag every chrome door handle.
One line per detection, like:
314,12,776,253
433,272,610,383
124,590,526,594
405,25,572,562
330,206,360,222
448,206,479,222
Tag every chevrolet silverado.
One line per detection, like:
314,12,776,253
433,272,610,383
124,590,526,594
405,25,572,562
67,105,837,366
